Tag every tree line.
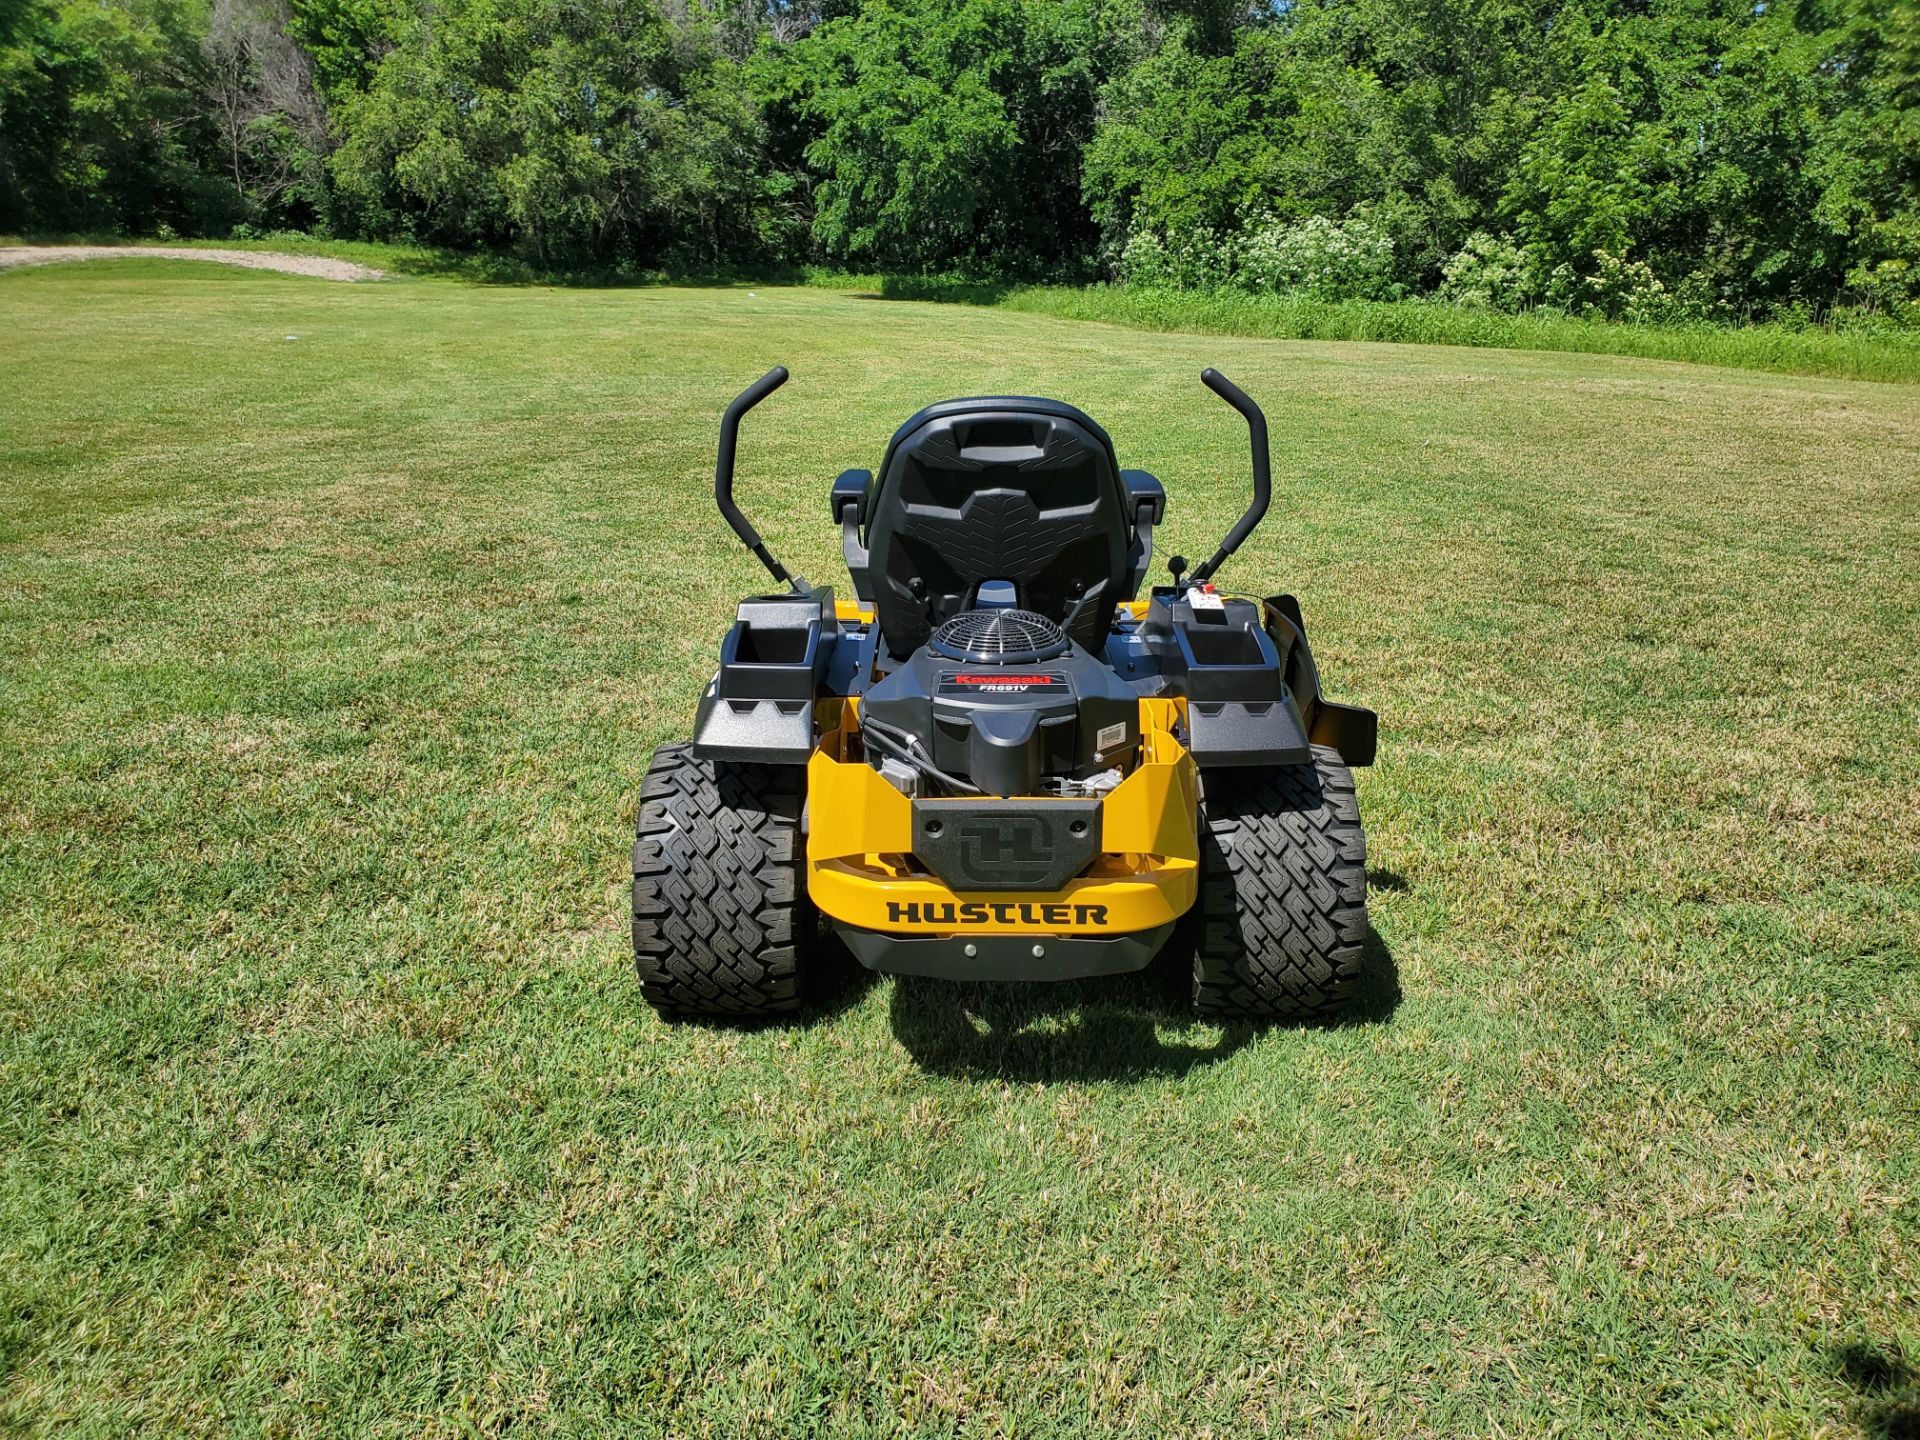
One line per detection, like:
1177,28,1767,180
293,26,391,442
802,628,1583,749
2,0,1916,322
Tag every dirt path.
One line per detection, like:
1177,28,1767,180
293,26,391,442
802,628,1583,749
0,245,385,281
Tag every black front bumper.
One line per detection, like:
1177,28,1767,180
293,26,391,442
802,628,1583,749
836,922,1174,982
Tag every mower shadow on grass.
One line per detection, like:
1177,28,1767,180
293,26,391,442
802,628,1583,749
886,927,1399,1082
1829,1338,1920,1440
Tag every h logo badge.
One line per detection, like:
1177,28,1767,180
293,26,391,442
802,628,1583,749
958,817,1055,885
911,800,1099,893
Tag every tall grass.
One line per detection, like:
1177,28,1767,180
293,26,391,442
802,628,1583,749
978,284,1920,384
806,271,1920,383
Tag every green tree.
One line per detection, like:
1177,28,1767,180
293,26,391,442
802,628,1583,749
767,0,1138,273
284,0,394,97
0,0,1912,316
329,0,788,266
1797,0,1920,313
0,0,237,233
1084,0,1559,283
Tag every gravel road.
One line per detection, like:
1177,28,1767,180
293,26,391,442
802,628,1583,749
0,246,385,281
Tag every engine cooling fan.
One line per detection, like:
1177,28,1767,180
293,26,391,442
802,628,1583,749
927,607,1070,665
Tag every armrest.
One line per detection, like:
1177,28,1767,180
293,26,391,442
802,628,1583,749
831,469,872,524
1122,469,1165,524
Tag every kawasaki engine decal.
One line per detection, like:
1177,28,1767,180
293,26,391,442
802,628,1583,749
936,671,1067,695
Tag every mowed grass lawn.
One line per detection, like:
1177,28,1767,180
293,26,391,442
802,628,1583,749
2,260,1917,1438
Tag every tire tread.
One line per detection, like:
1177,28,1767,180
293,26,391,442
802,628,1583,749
1193,744,1369,1019
631,743,811,1018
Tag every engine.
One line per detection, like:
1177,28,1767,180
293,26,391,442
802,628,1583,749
859,608,1140,797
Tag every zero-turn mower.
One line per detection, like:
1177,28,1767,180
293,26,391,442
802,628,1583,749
633,368,1376,1019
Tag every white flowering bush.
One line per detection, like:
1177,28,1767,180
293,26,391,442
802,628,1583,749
1117,223,1236,290
1234,212,1399,299
1579,249,1702,324
1114,226,1174,288
1844,257,1920,324
1439,231,1532,311
1119,211,1400,300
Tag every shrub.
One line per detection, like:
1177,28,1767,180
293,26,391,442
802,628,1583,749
1846,258,1920,324
1116,224,1236,290
1119,211,1399,301
1440,232,1532,312
1236,213,1399,300
1580,249,1705,325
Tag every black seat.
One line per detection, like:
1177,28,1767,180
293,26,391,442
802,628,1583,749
839,397,1160,659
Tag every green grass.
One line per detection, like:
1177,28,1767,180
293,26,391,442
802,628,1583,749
14,235,1918,381
2,260,1917,1437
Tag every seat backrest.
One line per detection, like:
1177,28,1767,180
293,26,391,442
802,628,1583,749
861,397,1132,658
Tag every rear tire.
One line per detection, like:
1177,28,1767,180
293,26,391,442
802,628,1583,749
631,742,814,1019
1192,744,1368,1019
